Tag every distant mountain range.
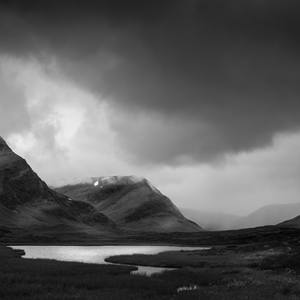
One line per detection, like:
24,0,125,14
233,203,300,229
0,136,200,240
182,202,300,230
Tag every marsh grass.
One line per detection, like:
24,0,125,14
2,238,300,300
260,252,300,272
2,256,299,300
0,256,226,300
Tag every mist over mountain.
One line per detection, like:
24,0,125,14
55,176,201,233
183,203,300,230
278,213,300,229
181,208,240,231
232,203,300,229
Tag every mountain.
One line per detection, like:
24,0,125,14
181,208,240,230
0,136,200,239
182,203,300,231
278,214,300,228
55,176,201,232
231,203,300,229
0,136,116,239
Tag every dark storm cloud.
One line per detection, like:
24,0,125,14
1,0,300,163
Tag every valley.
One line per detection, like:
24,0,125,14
1,225,300,299
1,135,300,299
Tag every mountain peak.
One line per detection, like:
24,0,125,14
91,175,142,186
91,175,161,194
93,175,144,185
0,136,11,152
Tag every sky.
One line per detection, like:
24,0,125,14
1,0,300,215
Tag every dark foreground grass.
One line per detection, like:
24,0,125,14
0,257,229,300
260,250,300,272
2,224,300,300
2,246,300,300
0,256,170,300
106,243,300,300
0,250,224,300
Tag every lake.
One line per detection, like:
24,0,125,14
10,245,207,275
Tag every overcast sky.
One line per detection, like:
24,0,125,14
1,0,300,215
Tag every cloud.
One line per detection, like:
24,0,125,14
0,1,300,164
110,108,227,165
0,61,30,135
1,56,130,185
2,55,300,215
1,1,300,216
153,131,300,215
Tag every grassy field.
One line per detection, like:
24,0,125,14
0,247,223,300
1,243,300,299
105,244,300,299
2,224,300,246
1,226,300,299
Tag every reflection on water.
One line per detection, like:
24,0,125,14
10,245,206,275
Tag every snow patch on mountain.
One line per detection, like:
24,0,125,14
90,175,156,190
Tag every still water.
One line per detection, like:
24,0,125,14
10,245,206,275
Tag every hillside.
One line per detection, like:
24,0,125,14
182,202,300,230
278,214,300,228
232,203,300,229
0,136,116,239
55,176,201,232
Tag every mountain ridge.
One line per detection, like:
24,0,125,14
182,202,300,230
55,176,201,232
0,136,201,238
0,136,117,237
278,214,300,228
232,202,300,229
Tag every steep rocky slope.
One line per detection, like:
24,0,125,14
0,137,116,237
